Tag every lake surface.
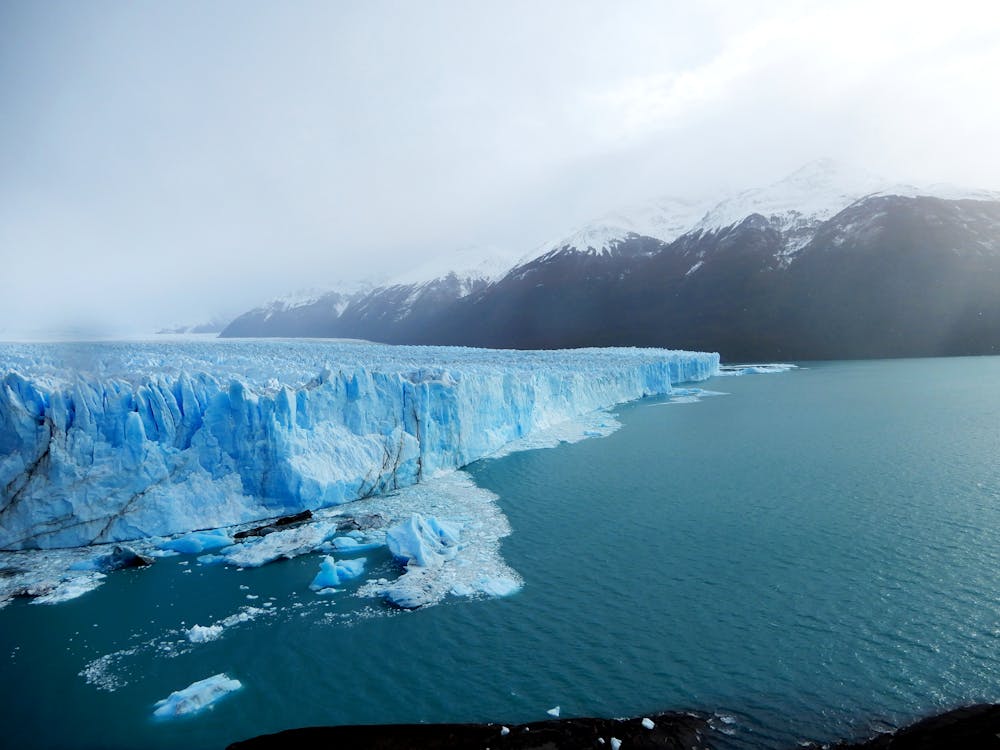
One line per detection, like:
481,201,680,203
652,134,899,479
1,357,998,749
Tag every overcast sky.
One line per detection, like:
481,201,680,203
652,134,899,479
2,0,998,337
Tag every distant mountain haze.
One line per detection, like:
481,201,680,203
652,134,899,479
220,161,1000,361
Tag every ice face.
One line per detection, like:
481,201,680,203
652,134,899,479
152,673,242,718
0,341,718,549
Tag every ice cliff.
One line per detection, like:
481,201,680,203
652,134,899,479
0,341,718,549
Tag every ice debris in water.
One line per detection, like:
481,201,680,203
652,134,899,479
0,341,718,549
309,556,366,591
185,624,224,643
547,706,561,717
610,738,622,750
386,514,461,568
641,717,655,729
161,529,233,554
218,523,336,568
30,573,106,605
183,606,271,645
715,363,796,376
357,472,523,609
330,536,383,553
152,673,242,718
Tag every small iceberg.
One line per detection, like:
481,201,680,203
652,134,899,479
386,514,461,568
161,529,233,555
185,624,224,643
219,523,335,568
309,556,366,591
329,536,383,553
152,673,242,718
716,363,797,376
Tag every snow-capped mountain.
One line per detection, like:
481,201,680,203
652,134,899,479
387,244,522,287
221,160,1000,360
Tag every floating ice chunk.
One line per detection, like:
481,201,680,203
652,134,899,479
641,717,654,729
185,624,224,643
31,573,106,605
309,555,366,590
500,726,510,736
146,549,180,558
664,395,701,404
715,363,797,376
152,673,242,718
220,523,335,568
356,473,523,609
547,706,560,717
610,738,622,750
162,530,233,555
451,575,521,598
330,536,383,553
386,514,461,568
653,387,729,406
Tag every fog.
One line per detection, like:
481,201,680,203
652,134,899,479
2,0,998,336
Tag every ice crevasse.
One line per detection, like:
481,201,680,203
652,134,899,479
0,341,719,549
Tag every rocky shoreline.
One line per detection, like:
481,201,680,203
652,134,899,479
226,704,1000,749
227,711,713,749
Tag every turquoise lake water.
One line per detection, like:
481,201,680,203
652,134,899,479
1,357,998,749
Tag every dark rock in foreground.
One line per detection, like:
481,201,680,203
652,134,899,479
227,704,1000,750
816,704,1000,749
226,711,712,749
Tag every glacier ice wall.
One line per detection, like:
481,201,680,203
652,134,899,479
0,341,718,549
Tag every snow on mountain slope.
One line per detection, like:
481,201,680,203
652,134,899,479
533,224,638,258
521,196,715,263
388,245,522,288
0,341,719,549
599,195,717,244
219,159,1000,335
688,159,1000,262
695,158,889,235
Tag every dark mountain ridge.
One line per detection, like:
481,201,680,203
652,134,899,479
221,194,1000,361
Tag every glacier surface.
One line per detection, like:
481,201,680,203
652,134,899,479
0,341,717,549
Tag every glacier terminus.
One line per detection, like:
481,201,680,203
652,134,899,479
0,340,719,550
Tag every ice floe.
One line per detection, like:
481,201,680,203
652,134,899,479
152,673,242,718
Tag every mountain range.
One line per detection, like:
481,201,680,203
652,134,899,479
219,160,1000,361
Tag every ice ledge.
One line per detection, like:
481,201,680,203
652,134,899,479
0,342,718,549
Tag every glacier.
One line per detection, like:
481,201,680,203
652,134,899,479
0,340,718,549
